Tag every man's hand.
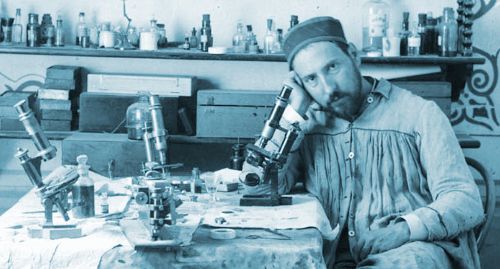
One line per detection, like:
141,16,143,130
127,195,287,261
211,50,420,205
354,221,410,261
284,71,311,116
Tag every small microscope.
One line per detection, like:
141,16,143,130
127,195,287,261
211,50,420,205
14,100,80,237
240,85,301,206
133,94,182,241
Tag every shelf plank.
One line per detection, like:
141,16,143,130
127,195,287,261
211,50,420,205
0,45,485,64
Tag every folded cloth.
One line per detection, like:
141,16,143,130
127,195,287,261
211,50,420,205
201,194,339,240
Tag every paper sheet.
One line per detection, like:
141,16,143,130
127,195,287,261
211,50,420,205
201,194,339,240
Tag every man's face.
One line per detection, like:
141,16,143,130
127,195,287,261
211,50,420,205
292,41,363,121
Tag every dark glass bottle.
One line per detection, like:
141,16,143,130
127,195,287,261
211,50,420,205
40,14,54,46
229,143,245,170
399,12,410,56
417,13,427,54
26,13,40,47
199,14,212,52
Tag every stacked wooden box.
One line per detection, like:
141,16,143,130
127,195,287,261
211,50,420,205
37,65,82,131
0,91,37,131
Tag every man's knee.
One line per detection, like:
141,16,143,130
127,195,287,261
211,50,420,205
358,241,451,269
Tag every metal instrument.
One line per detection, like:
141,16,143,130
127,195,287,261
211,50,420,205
135,94,183,240
240,85,301,206
14,100,78,226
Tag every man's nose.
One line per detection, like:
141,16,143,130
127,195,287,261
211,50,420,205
320,75,338,96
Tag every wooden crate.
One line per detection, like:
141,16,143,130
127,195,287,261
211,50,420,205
196,90,278,138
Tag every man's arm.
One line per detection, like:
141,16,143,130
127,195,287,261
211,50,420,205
404,101,484,241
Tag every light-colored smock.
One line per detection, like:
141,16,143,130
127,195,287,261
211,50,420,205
242,79,484,269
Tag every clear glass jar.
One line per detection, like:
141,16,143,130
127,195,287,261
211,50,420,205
362,0,389,54
126,92,152,140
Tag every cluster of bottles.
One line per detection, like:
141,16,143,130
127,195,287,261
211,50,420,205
362,0,465,57
0,9,64,47
181,14,213,51
399,8,460,57
231,15,298,54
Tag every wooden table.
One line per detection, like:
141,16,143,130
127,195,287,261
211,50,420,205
0,185,326,269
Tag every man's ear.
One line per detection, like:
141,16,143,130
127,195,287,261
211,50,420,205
347,42,361,67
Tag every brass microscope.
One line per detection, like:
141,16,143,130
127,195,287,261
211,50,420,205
14,100,79,236
132,94,182,241
240,85,301,206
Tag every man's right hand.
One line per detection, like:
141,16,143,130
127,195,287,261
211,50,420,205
284,71,312,116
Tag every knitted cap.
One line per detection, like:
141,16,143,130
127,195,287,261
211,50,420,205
283,16,347,68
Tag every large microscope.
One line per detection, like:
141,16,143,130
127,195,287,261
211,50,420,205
240,85,301,206
14,100,80,237
132,94,182,241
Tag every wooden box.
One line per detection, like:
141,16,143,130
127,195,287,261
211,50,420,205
196,90,278,138
62,133,147,177
79,92,179,134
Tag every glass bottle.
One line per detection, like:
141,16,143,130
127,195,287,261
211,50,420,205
246,24,258,54
199,14,212,52
76,12,89,47
417,13,427,54
71,154,95,218
26,13,40,47
263,18,276,55
157,23,167,48
407,24,421,56
191,167,200,194
189,27,198,49
399,11,410,56
12,8,23,44
440,7,458,57
126,92,152,140
289,15,299,32
362,0,389,54
272,28,284,53
232,22,246,53
149,19,159,45
182,33,190,50
229,143,245,170
40,14,54,47
55,16,64,46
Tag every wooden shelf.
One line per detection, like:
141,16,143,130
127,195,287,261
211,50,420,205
0,45,485,64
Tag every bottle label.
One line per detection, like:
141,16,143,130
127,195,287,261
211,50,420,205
408,36,421,47
200,34,208,43
368,11,387,37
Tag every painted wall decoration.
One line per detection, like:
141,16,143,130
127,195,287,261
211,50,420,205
451,0,499,131
0,71,43,95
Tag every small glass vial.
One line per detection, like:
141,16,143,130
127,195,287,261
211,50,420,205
191,167,200,194
72,155,95,218
76,12,89,47
126,92,152,140
246,25,258,54
399,11,410,56
263,18,276,55
182,33,190,50
12,8,23,44
189,27,198,49
100,192,109,214
55,16,64,47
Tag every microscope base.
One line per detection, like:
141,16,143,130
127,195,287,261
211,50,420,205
28,224,82,239
239,194,292,206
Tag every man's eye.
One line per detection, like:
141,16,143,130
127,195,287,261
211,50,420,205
304,76,317,86
328,64,337,70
